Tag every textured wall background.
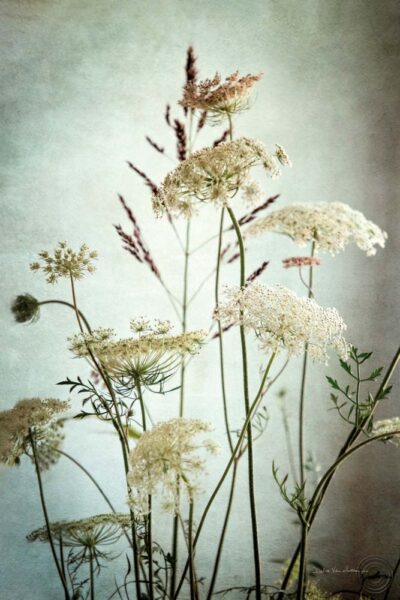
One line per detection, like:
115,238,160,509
1,1,399,598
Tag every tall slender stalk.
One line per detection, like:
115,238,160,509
297,241,315,599
215,208,234,454
89,549,95,600
226,205,262,600
173,352,276,600
136,379,154,600
206,460,238,599
29,429,71,600
188,501,198,600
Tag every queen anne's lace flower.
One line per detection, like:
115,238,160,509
246,202,387,256
69,322,207,387
30,241,98,283
214,282,348,363
0,398,69,468
11,294,41,323
180,71,262,121
152,138,288,218
372,417,400,446
27,513,131,545
127,418,218,515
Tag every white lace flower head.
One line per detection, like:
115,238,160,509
127,418,218,515
214,282,348,364
0,398,69,468
30,241,98,283
152,138,289,218
246,202,387,256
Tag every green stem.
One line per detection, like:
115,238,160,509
89,549,95,600
227,205,261,600
136,379,154,600
29,429,71,600
206,460,238,599
279,345,400,596
173,352,276,600
170,219,191,599
39,299,92,333
299,241,315,487
215,208,234,454
296,522,307,600
188,501,198,600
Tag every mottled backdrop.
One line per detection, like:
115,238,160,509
1,1,399,598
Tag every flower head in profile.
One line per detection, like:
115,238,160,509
0,398,69,468
180,71,262,122
153,138,288,218
214,282,348,363
69,320,207,389
246,202,387,256
372,417,400,446
30,241,98,283
27,513,131,566
127,418,218,515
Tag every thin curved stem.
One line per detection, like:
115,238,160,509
173,352,276,600
227,205,261,599
29,430,71,599
188,501,198,600
39,299,92,333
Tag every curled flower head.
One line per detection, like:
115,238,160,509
246,202,387,256
0,398,69,468
372,417,400,446
11,294,40,323
214,282,348,363
30,241,98,283
180,71,262,122
69,323,207,389
275,144,292,167
127,418,218,515
153,138,285,218
282,256,321,269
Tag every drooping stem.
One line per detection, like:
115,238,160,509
227,205,262,599
39,299,92,333
279,345,400,596
173,352,276,600
206,460,238,599
29,429,71,600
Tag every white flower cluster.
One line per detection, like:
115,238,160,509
0,398,69,467
127,418,218,515
30,241,98,283
152,138,288,218
214,282,348,363
246,202,387,256
372,417,400,446
69,324,207,387
27,513,131,546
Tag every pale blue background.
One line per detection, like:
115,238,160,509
1,1,399,598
